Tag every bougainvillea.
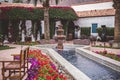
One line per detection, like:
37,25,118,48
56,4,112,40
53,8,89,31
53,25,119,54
26,49,67,80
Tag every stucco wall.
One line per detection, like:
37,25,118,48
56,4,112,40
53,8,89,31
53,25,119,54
74,16,114,27
72,2,113,11
74,16,114,36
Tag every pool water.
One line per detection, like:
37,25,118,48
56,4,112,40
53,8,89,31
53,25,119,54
56,49,120,80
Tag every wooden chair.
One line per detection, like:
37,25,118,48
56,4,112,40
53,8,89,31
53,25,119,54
11,47,29,71
0,47,29,80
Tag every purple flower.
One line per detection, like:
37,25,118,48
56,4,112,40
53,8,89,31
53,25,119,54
116,54,120,58
26,58,40,80
14,56,20,60
50,62,56,70
95,51,99,54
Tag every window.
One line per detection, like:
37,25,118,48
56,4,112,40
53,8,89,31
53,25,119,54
92,23,98,33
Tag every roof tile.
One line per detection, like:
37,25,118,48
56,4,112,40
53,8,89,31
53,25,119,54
76,9,115,17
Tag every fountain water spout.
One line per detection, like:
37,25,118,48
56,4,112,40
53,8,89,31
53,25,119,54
56,25,66,50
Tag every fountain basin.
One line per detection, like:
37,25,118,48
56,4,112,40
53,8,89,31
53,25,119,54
34,44,120,80
76,46,120,73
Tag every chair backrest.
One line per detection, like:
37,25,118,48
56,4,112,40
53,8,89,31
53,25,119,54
20,50,25,64
20,47,29,64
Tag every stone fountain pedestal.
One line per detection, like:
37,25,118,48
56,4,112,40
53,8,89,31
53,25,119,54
56,25,66,50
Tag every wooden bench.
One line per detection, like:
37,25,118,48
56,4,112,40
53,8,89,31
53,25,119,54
0,47,29,80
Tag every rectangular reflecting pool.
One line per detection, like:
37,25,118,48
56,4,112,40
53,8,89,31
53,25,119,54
56,49,120,80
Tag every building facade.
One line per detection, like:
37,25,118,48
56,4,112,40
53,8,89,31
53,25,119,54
72,0,114,36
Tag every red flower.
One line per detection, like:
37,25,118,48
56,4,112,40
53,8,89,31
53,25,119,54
59,74,64,79
46,75,52,80
49,70,54,74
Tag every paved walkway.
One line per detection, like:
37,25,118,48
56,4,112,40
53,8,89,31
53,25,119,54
0,42,119,80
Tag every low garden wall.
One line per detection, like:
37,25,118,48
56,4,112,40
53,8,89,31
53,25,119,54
76,46,120,72
31,46,91,80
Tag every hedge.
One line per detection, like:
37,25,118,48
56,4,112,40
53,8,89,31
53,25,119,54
81,27,91,36
97,27,114,36
0,6,78,20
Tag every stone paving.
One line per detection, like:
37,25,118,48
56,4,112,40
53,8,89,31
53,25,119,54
0,42,119,80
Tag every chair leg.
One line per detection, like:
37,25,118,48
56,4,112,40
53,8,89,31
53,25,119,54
19,69,22,80
2,68,5,80
9,70,11,77
24,66,25,75
27,62,28,70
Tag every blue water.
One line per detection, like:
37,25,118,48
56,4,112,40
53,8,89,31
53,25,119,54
56,49,120,80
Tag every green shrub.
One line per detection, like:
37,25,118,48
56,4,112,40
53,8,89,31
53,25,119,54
81,27,91,36
97,27,114,36
0,45,15,50
0,34,3,42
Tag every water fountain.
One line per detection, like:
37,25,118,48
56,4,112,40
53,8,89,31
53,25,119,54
37,44,120,80
57,49,120,80
56,25,66,50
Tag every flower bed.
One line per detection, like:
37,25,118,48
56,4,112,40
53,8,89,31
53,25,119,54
93,50,120,61
26,49,67,80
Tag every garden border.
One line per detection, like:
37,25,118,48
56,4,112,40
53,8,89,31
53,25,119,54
31,46,91,80
75,46,120,72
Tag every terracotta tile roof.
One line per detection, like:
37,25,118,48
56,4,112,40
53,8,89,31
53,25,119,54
0,2,42,8
76,9,115,17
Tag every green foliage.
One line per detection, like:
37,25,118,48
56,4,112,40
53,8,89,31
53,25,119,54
94,51,120,61
97,27,114,36
13,0,23,3
4,7,77,20
32,8,44,20
16,42,39,45
49,7,77,20
107,27,114,36
0,20,9,36
7,8,32,20
49,20,55,38
81,27,91,36
0,34,3,42
11,20,20,42
0,45,15,50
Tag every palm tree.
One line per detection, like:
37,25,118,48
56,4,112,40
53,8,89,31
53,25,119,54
28,0,63,42
113,0,120,43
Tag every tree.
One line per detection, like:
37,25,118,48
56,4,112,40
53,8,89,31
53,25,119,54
113,0,120,43
28,0,63,42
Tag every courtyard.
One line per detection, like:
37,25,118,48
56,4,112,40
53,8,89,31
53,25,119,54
0,0,120,80
0,41,120,80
